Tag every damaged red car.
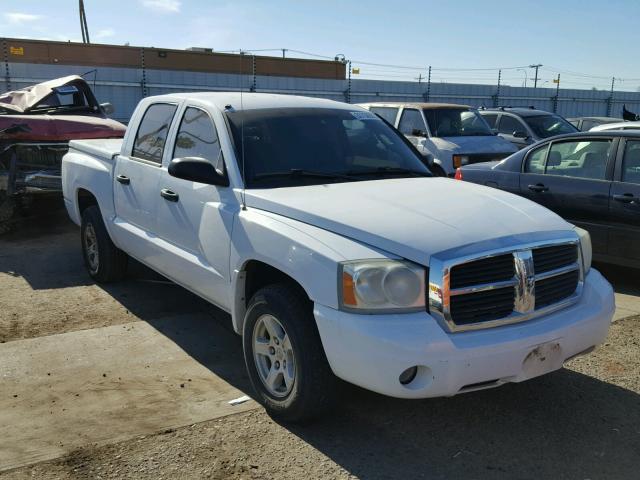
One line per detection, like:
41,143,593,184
0,75,125,233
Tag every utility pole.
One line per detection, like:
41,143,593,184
415,73,424,83
79,0,90,43
553,74,561,113
530,63,542,88
281,48,287,59
493,69,501,107
426,66,432,102
607,76,616,116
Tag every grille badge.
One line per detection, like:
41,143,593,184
513,250,535,314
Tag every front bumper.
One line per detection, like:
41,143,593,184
314,269,614,399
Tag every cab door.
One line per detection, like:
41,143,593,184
608,138,640,264
112,102,178,261
154,105,235,309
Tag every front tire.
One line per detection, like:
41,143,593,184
81,205,127,282
242,283,337,423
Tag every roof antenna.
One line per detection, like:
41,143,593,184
239,49,247,211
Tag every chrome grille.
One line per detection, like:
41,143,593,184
428,238,582,332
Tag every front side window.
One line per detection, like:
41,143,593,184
226,108,431,188
546,139,612,180
482,113,499,128
523,114,577,139
398,109,426,135
369,106,399,125
498,115,525,135
132,103,177,163
424,108,492,137
173,107,223,173
622,140,640,184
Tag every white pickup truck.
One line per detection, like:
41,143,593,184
62,93,615,422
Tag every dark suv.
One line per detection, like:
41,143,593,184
479,107,578,149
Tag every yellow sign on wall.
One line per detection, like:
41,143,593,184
9,46,24,56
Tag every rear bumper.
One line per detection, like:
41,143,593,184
314,268,614,399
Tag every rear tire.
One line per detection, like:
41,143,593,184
242,283,338,423
81,205,127,282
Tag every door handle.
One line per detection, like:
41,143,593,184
160,189,179,202
528,183,548,192
116,175,130,185
613,193,637,203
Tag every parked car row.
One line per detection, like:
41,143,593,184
62,92,615,422
358,102,517,176
456,130,640,269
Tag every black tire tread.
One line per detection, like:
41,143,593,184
243,283,338,423
81,205,127,282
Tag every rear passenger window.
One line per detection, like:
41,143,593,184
622,140,640,184
482,113,498,128
398,109,426,135
524,145,547,174
369,107,399,125
132,103,178,164
173,107,223,173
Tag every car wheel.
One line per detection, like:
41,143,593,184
81,205,127,282
243,283,338,423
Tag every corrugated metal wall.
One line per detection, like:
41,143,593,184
5,62,640,122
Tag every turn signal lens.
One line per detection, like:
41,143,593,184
454,168,463,180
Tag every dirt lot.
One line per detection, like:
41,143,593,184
1,208,639,479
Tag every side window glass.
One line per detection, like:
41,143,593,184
622,140,640,185
546,139,612,180
369,107,399,125
132,103,177,164
483,114,498,128
398,109,426,135
498,115,525,135
173,107,224,173
524,145,547,173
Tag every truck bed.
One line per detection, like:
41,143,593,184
68,138,123,162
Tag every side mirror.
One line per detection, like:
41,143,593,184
513,130,528,139
168,157,229,186
411,128,428,137
100,102,115,115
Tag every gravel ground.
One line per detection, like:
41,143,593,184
1,207,639,479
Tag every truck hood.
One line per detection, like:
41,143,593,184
429,135,517,154
244,178,571,265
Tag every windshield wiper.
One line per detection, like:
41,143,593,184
251,169,357,182
345,167,431,177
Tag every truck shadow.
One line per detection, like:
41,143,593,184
285,368,640,479
2,213,639,478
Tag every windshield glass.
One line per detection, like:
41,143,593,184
423,108,493,137
524,114,577,138
226,108,431,188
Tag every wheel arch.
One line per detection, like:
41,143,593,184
232,258,312,335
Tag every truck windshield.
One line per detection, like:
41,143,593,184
523,114,578,138
226,108,431,188
423,108,493,137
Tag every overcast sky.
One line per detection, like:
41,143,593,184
2,0,639,90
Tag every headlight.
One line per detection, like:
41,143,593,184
452,155,470,168
575,227,592,273
339,260,426,313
